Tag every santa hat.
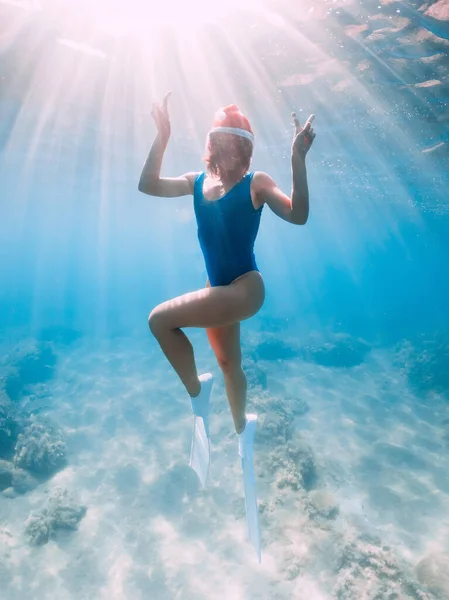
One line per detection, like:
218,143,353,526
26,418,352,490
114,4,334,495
209,104,254,143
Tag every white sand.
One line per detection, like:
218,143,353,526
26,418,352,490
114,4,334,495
1,331,448,599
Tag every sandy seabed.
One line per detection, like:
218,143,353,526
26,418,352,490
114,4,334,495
1,329,449,600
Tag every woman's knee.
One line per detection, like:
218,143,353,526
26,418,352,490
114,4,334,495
148,307,168,337
217,355,242,376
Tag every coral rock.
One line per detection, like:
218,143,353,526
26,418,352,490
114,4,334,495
14,419,67,477
415,553,449,597
25,487,86,546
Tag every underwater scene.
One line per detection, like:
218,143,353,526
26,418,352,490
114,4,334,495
1,0,449,598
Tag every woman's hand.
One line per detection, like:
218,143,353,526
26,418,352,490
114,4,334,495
151,91,171,141
291,113,316,160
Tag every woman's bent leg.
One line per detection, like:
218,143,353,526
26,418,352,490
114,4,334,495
149,323,201,396
148,271,264,398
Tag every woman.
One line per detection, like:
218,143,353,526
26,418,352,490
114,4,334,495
138,92,315,483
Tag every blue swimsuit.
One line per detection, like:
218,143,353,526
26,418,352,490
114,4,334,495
193,172,263,287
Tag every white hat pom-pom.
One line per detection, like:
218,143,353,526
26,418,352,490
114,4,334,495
215,109,227,122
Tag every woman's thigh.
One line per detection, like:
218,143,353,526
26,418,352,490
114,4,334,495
149,271,265,331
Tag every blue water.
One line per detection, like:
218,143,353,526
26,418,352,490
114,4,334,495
1,1,449,598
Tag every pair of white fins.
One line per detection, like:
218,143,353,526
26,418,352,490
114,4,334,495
189,373,261,563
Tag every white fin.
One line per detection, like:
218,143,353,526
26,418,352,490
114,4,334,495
238,414,261,562
189,373,213,488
